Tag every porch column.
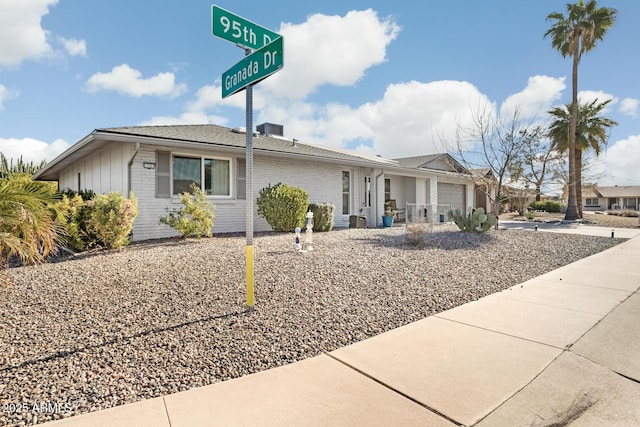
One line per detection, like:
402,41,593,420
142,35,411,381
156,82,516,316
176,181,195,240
428,177,438,223
373,168,385,227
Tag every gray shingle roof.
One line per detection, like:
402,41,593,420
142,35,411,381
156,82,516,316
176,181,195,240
99,124,396,166
595,186,640,198
393,153,469,174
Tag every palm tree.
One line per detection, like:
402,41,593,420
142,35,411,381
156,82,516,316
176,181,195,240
0,176,61,267
545,0,616,220
548,99,617,217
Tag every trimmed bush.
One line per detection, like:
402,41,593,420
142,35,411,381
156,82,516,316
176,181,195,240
160,184,215,238
607,209,639,217
88,192,138,249
53,194,95,251
257,183,309,232
530,200,563,213
308,203,334,232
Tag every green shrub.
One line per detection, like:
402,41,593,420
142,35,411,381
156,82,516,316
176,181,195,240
52,194,95,251
309,203,334,232
88,192,138,249
607,209,639,217
160,184,215,238
530,200,562,213
448,207,497,233
60,188,96,201
257,183,309,232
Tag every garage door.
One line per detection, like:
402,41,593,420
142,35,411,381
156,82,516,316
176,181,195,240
437,182,466,213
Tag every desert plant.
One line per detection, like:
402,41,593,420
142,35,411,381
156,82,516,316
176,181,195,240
52,194,96,251
406,223,431,245
257,183,309,232
160,184,215,238
0,175,61,266
308,203,334,232
88,192,138,249
448,207,497,233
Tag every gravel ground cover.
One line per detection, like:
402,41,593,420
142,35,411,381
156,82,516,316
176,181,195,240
0,226,624,425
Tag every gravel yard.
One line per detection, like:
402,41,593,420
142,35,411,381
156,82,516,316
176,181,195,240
0,226,624,425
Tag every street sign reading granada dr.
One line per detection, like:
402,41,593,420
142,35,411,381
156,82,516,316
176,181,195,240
221,36,283,98
212,5,280,51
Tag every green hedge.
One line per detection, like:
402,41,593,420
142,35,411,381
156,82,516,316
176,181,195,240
309,203,334,232
257,183,309,232
530,200,562,213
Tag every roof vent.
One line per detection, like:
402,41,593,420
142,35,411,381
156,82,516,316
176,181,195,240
257,122,284,137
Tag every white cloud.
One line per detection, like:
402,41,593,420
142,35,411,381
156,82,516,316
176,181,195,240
261,9,400,100
578,90,618,109
0,84,19,110
85,64,187,98
0,0,57,68
500,75,566,119
60,37,87,57
619,98,639,117
0,137,69,164
595,135,640,185
359,80,494,158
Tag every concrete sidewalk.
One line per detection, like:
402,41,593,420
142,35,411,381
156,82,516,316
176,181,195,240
499,219,640,239
43,236,640,426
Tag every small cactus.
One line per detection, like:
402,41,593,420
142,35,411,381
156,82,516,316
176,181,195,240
448,207,497,233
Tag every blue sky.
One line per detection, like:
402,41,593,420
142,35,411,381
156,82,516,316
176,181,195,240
1,1,639,186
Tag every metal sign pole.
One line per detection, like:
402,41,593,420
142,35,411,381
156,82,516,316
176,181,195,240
245,47,255,310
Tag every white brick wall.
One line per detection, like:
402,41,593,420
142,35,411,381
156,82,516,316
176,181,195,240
127,145,359,241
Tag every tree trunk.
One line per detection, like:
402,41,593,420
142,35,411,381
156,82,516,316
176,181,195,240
575,146,583,218
564,55,580,221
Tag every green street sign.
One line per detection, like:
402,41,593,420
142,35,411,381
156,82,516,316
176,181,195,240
222,36,283,98
212,5,280,51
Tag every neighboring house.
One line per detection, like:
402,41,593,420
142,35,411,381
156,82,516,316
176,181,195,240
470,168,497,213
582,184,640,211
34,124,474,241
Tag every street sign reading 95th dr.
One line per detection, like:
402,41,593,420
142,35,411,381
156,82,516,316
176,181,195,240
212,5,280,51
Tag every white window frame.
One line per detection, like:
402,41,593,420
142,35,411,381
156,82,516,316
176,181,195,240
363,176,371,208
342,171,351,215
171,153,233,199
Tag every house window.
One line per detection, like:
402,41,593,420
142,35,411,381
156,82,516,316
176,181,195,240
236,158,246,200
156,151,171,198
204,158,230,196
585,198,599,207
623,198,638,210
342,171,350,214
363,176,371,207
384,178,391,201
172,156,231,196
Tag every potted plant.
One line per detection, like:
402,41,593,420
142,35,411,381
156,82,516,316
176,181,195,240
382,201,395,227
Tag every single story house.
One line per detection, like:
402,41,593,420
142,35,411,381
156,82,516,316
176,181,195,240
34,124,474,241
583,184,640,211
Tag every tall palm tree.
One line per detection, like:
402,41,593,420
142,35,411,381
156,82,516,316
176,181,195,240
545,0,616,220
548,99,617,217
